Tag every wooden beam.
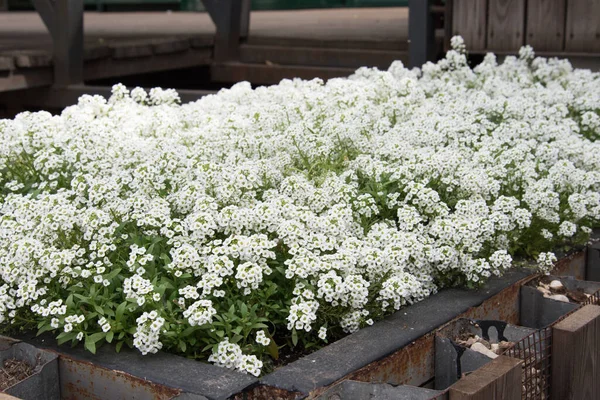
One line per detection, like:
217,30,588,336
551,305,600,400
211,62,354,85
448,356,522,400
239,44,408,69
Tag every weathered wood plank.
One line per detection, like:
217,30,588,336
0,68,53,92
551,305,600,400
526,0,565,51
84,48,212,81
487,0,526,51
451,0,487,51
565,0,600,52
189,36,215,49
240,44,408,70
110,41,153,59
0,55,15,71
210,62,355,85
8,50,52,68
83,45,112,62
151,38,191,55
448,356,522,400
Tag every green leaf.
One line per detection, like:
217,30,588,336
252,323,269,329
291,328,298,347
240,302,248,317
232,326,243,335
267,337,279,360
115,341,124,353
179,341,187,352
115,301,127,322
106,331,114,343
37,324,55,336
231,334,243,344
89,332,105,343
104,268,122,281
84,336,97,354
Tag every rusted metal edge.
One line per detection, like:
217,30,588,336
53,350,183,400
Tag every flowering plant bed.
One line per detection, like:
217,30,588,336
0,38,599,377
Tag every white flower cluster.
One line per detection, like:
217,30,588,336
255,330,270,346
208,338,263,376
134,311,165,355
0,38,598,373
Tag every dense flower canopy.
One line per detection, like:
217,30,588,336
0,39,599,375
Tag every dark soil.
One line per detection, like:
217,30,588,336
0,358,34,391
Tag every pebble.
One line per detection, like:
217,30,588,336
537,286,552,296
549,280,564,290
471,342,499,359
546,294,569,303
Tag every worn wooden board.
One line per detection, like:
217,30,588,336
4,50,52,68
211,62,355,85
526,0,565,51
487,0,526,51
551,305,600,400
565,0,600,52
110,41,154,59
448,356,522,400
0,54,15,71
84,48,212,81
151,38,191,55
451,0,487,51
240,44,408,69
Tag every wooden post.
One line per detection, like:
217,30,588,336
448,356,522,400
53,0,84,86
587,242,600,282
551,305,600,400
202,0,245,62
408,0,434,68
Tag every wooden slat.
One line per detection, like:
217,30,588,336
526,0,565,51
551,305,600,400
240,44,407,70
211,62,355,85
451,0,487,51
110,41,153,60
448,356,522,400
0,55,15,71
84,48,212,81
151,38,191,56
487,0,526,51
565,0,600,52
0,68,53,92
0,50,52,68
